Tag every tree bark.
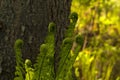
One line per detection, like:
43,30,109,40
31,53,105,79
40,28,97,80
47,0,72,76
0,0,71,79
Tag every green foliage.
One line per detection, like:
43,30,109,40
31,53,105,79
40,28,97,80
14,39,24,80
56,12,81,80
56,38,81,80
48,22,56,33
34,43,54,80
75,34,84,45
14,16,80,80
33,22,55,80
25,59,34,80
62,38,73,46
40,44,48,53
14,22,55,80
14,39,24,52
71,0,120,80
13,0,120,79
56,38,73,79
69,12,78,23
116,77,120,80
65,12,78,37
25,59,32,68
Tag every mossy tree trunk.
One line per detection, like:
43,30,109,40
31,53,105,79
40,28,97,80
0,0,71,80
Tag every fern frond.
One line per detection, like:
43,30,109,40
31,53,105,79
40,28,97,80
56,40,82,80
34,44,48,80
65,12,78,38
34,22,56,80
25,59,34,80
14,39,25,80
65,22,76,38
65,44,81,79
56,37,73,79
56,12,80,80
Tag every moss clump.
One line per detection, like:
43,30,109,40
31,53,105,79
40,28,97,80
40,44,48,53
69,12,78,23
48,22,56,33
63,38,73,46
75,34,84,45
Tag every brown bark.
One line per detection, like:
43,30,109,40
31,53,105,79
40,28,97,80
0,0,71,79
47,0,72,76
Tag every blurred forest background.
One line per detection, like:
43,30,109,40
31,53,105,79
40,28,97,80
71,0,120,80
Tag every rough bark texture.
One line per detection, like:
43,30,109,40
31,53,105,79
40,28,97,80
0,0,71,79
47,0,72,76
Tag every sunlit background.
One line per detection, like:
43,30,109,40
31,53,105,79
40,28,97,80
71,0,120,80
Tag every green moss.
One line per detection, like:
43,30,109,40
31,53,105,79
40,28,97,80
69,12,78,23
75,34,84,45
48,22,56,33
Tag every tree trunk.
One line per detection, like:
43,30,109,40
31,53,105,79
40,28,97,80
0,0,71,79
47,0,72,76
